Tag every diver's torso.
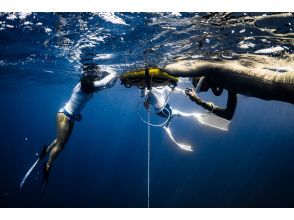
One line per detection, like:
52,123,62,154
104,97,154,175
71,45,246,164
63,83,92,116
148,87,171,113
206,63,294,104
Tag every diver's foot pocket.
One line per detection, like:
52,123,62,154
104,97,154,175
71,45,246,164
40,162,50,192
39,145,48,160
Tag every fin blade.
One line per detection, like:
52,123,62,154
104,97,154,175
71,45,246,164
19,158,40,191
163,126,193,151
195,113,230,131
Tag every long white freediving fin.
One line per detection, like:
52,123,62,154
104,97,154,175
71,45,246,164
163,126,193,152
19,145,48,191
193,113,230,131
172,109,230,131
19,158,40,191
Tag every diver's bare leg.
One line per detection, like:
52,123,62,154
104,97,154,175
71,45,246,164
45,139,57,154
46,113,74,171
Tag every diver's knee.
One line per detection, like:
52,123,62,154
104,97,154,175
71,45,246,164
55,143,66,152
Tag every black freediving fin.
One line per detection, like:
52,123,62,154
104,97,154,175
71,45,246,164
40,162,50,193
33,162,51,207
19,145,48,191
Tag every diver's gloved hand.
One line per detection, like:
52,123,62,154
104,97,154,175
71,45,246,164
185,88,214,112
185,88,200,102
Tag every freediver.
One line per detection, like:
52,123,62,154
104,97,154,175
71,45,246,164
162,58,294,120
119,66,230,151
185,77,237,120
142,86,196,151
142,84,230,151
20,63,118,190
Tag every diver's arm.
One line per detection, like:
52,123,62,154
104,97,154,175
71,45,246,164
209,91,237,120
186,89,237,120
93,73,117,88
173,87,186,95
141,88,147,97
143,89,151,109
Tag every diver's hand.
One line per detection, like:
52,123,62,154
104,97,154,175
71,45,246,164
144,100,150,110
185,88,202,105
185,88,197,100
185,88,214,112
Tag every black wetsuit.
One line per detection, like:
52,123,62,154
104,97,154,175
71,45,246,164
163,61,294,104
194,91,237,120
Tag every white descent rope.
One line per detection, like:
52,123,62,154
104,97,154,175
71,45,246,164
147,107,151,208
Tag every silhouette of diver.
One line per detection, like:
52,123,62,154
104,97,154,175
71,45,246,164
163,56,294,120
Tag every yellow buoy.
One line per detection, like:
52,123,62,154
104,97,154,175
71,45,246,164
120,67,179,89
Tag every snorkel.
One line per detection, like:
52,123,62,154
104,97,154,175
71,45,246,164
191,76,223,96
192,76,206,93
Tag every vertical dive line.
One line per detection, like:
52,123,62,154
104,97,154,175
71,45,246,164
147,107,151,208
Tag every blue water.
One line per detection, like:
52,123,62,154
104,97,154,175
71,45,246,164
0,12,293,208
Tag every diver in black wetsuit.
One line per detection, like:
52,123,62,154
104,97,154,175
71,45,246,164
162,58,294,120
185,76,237,120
